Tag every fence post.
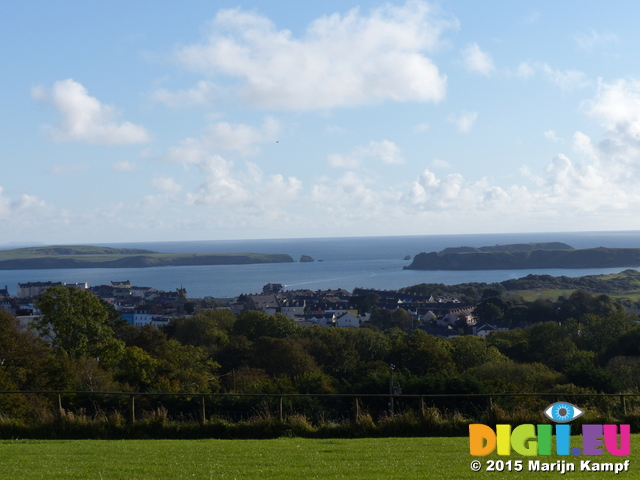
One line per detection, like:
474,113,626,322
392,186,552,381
279,397,283,421
420,396,425,418
354,397,360,421
201,396,206,424
621,395,627,415
130,395,136,424
58,394,64,418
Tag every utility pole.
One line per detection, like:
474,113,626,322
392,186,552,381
389,363,395,415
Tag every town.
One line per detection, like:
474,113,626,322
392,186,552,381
1,279,488,337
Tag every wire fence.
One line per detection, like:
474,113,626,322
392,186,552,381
1,390,639,424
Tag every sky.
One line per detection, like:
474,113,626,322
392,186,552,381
2,0,640,245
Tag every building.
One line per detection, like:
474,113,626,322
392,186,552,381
17,281,64,298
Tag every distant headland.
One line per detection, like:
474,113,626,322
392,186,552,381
404,242,640,270
0,245,295,270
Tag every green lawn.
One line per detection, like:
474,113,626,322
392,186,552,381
0,436,637,479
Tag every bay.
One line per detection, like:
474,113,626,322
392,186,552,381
1,231,640,298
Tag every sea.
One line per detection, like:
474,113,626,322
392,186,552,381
2,231,640,299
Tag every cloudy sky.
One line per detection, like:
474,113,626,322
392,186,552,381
2,0,640,244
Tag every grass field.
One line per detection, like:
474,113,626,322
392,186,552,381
0,436,637,479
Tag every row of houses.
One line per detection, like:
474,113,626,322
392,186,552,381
2,280,503,338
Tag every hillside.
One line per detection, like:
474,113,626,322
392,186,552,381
405,244,640,270
439,242,573,254
0,245,295,269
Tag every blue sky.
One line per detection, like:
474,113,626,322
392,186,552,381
2,0,640,244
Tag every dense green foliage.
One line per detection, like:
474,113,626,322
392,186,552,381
401,269,640,304
2,285,640,427
406,247,640,270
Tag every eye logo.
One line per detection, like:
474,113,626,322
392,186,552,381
544,402,584,423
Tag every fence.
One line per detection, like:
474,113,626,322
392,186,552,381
0,390,638,425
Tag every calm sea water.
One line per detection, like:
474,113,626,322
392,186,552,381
2,231,640,298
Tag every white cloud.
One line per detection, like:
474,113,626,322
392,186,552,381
174,1,454,110
329,140,404,168
414,122,430,132
512,61,589,90
573,29,619,51
0,187,48,219
202,117,281,155
396,78,640,227
164,116,280,162
461,42,494,76
163,122,301,214
184,155,302,209
586,78,640,140
112,161,139,172
515,61,535,79
32,79,151,145
571,131,596,159
544,130,563,143
0,187,61,240
310,171,384,221
447,111,478,133
430,158,450,169
540,64,589,91
152,176,183,194
151,81,216,108
50,164,88,175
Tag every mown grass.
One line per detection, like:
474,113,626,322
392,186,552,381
506,288,577,302
0,435,637,480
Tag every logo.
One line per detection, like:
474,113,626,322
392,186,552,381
543,402,584,423
469,403,630,457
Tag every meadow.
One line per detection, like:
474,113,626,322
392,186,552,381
0,436,637,480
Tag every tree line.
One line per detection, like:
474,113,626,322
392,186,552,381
1,285,639,419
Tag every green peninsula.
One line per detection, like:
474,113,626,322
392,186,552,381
405,242,640,270
0,245,295,270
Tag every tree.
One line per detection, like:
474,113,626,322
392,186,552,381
233,311,300,340
33,286,124,362
474,296,512,325
557,290,622,322
350,292,380,315
171,310,235,352
389,330,456,376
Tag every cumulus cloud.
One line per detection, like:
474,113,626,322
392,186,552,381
184,155,302,208
586,78,640,140
162,120,301,213
394,78,640,228
447,111,478,132
0,187,58,238
32,79,151,145
0,188,44,218
173,1,454,110
461,43,494,76
329,140,404,168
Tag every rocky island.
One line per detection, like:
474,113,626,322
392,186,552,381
404,242,640,270
0,245,295,270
